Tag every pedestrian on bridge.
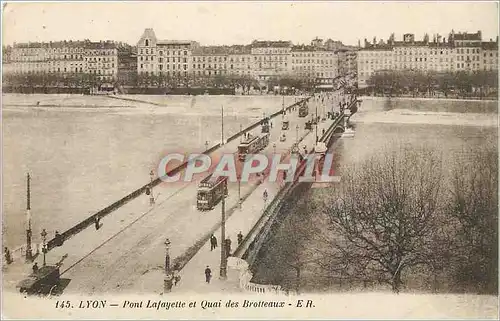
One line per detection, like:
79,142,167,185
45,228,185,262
32,262,39,274
237,232,243,245
210,234,218,251
4,247,12,265
205,266,212,283
95,216,101,231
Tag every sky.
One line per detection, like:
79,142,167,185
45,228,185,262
2,1,499,47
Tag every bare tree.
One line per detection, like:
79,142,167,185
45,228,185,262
447,145,498,294
323,145,444,293
255,194,319,293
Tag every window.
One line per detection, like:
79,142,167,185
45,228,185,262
184,51,187,55
145,39,149,47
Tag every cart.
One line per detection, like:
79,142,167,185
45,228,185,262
17,265,61,296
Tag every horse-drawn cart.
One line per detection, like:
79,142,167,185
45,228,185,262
17,265,61,295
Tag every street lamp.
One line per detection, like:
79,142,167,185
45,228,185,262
296,124,299,143
164,238,173,293
41,229,47,266
205,140,209,151
273,143,276,155
263,189,268,213
25,173,33,263
220,179,227,280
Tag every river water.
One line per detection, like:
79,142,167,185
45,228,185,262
2,94,300,247
251,96,498,291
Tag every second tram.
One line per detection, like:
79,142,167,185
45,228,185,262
197,175,228,211
238,133,270,161
299,102,309,117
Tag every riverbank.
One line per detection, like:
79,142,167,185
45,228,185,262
359,95,498,103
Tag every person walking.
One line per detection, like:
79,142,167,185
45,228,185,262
4,247,12,265
237,232,243,245
210,234,217,251
95,216,101,231
32,262,39,274
204,266,212,284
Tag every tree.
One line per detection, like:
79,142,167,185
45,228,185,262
255,193,319,293
324,145,444,293
447,145,498,294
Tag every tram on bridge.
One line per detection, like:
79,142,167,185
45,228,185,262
197,174,228,211
299,102,309,117
237,133,270,161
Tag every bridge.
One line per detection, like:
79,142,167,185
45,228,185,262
4,90,359,295
172,96,359,294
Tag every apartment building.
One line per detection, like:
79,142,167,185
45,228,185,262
190,45,253,78
291,45,339,84
250,40,292,82
136,28,197,79
5,40,123,82
357,30,499,88
482,41,499,71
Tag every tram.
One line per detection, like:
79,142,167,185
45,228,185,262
238,133,270,161
298,102,309,117
197,174,228,211
282,118,289,130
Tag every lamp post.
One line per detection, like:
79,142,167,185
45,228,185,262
263,189,268,213
273,143,276,155
41,229,47,266
164,238,173,293
25,173,33,262
205,140,209,151
220,179,227,280
149,170,155,206
296,124,299,144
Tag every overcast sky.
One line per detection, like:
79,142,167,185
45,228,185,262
2,1,499,47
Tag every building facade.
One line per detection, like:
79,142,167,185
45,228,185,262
291,45,339,84
357,30,499,88
136,28,197,81
250,40,292,83
4,40,125,82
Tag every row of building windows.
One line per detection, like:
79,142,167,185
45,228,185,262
139,48,188,56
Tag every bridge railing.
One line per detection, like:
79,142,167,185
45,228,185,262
46,96,312,251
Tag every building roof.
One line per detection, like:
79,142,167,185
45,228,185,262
157,40,193,45
291,45,327,52
453,31,481,41
13,40,117,49
251,40,292,48
481,41,499,50
192,45,251,55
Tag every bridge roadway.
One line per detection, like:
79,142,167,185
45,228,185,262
33,96,337,294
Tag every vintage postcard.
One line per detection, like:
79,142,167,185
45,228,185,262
1,1,499,319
